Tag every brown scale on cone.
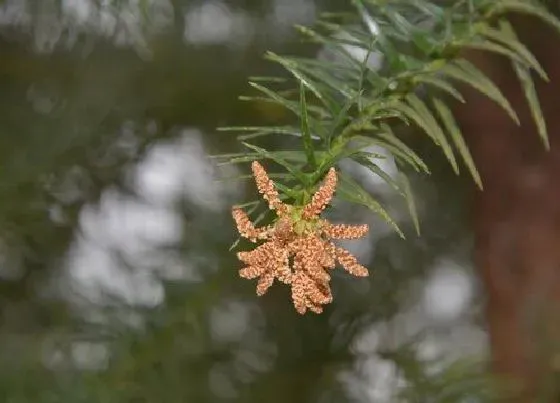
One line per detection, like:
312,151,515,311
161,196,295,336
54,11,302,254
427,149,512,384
231,161,370,314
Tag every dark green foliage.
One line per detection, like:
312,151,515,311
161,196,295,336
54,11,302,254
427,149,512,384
219,0,560,241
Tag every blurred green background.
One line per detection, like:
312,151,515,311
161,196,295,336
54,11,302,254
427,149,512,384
0,1,488,402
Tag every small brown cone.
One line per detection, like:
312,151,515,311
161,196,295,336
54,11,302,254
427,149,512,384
251,161,287,214
302,168,337,219
336,247,369,277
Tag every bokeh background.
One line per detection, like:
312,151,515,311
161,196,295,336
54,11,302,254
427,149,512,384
0,1,489,402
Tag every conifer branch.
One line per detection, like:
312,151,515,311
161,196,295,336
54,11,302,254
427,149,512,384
217,0,559,239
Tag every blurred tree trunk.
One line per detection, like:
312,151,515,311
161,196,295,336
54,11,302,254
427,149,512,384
455,15,560,403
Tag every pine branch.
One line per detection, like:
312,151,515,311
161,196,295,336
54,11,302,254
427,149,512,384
218,0,560,239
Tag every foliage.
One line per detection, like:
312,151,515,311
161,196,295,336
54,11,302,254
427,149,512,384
217,0,560,241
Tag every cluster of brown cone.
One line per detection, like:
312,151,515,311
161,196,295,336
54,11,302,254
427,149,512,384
232,161,370,314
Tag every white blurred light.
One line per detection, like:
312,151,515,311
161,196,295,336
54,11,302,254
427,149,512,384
268,0,316,38
422,261,473,323
0,0,30,26
183,1,252,47
339,356,402,403
350,323,383,355
134,129,239,211
79,188,183,254
71,341,110,371
210,301,252,344
135,142,187,207
62,0,95,25
66,126,239,313
0,0,174,54
179,130,239,211
67,237,165,307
